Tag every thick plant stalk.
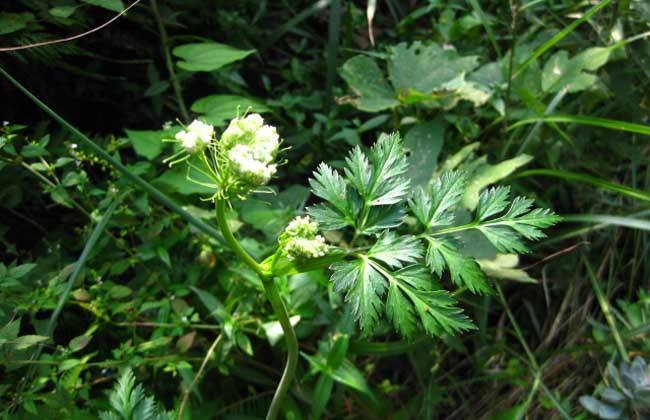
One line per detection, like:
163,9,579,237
215,199,298,420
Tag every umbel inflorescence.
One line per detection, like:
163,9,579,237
164,113,281,200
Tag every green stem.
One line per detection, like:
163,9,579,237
215,199,263,276
215,199,298,420
150,0,189,122
262,280,299,420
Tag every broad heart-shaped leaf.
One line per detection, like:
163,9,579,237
173,43,255,72
191,95,269,125
388,42,479,97
409,171,466,229
542,47,611,93
339,55,400,112
404,120,444,190
423,236,490,294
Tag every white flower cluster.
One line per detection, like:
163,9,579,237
175,119,214,153
222,114,280,186
281,216,328,260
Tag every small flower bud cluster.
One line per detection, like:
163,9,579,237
175,119,215,153
221,114,280,186
281,216,328,260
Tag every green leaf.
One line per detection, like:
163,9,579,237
541,47,611,93
307,203,350,231
331,259,474,338
329,358,376,399
11,335,49,350
309,163,349,214
339,55,399,112
154,164,216,196
172,42,255,72
344,146,372,197
367,133,410,205
386,280,419,338
80,0,125,12
368,232,423,269
475,192,561,253
409,171,466,229
49,6,78,18
125,130,165,160
404,120,444,189
109,285,132,299
0,13,34,35
388,41,479,97
462,154,533,210
362,205,406,234
330,259,385,335
191,95,269,125
190,286,228,322
325,334,349,369
8,263,36,278
424,236,490,294
387,265,475,337
476,186,512,221
310,374,334,420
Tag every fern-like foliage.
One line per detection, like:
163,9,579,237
100,370,172,420
308,133,560,339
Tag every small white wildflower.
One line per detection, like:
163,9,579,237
2,121,9,126
175,130,199,153
221,120,244,147
187,119,214,145
228,144,276,184
71,143,78,149
162,121,173,130
240,113,264,132
220,114,280,188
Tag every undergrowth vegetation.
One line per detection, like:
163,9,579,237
0,1,649,419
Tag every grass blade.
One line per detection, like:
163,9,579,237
512,169,650,203
510,114,650,137
582,254,629,362
562,214,650,232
